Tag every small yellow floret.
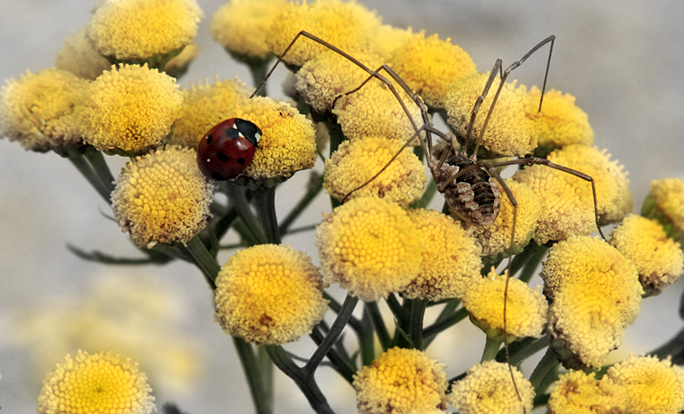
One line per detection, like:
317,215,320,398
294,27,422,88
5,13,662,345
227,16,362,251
37,350,155,414
87,0,203,62
607,355,684,414
462,269,548,343
470,179,541,258
315,196,423,302
610,214,683,296
81,64,182,154
446,72,538,157
323,135,427,207
0,68,85,152
541,236,643,369
214,244,328,345
111,146,213,248
353,347,448,414
547,370,626,414
170,76,253,148
368,25,415,61
644,178,684,243
450,360,534,414
211,0,287,61
56,29,111,80
390,32,477,109
266,0,381,68
296,48,384,113
528,87,594,153
402,208,481,301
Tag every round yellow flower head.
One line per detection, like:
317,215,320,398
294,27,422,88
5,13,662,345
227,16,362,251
169,76,253,148
609,214,684,296
540,236,642,369
607,355,684,414
446,72,539,157
211,0,287,62
80,64,182,154
450,360,534,414
528,87,594,156
323,135,426,207
0,68,85,152
547,370,626,414
353,347,449,414
334,80,426,143
368,25,415,61
164,42,200,78
469,179,541,259
266,0,381,68
401,208,481,301
643,177,684,244
111,146,214,248
214,244,328,345
315,196,423,302
296,48,384,114
462,269,548,343
87,0,203,63
389,32,477,109
37,350,155,414
56,29,111,80
229,96,317,185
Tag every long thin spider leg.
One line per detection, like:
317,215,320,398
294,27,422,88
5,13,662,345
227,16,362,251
462,59,503,156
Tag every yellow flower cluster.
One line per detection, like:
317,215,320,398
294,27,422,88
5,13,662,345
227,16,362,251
610,214,683,296
111,146,214,248
353,347,449,414
548,370,626,414
316,196,423,302
450,360,534,414
541,236,643,369
402,208,481,301
643,177,684,243
323,135,427,207
214,244,328,345
37,350,155,414
462,269,548,343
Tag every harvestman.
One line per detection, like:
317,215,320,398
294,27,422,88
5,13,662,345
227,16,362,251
252,30,607,408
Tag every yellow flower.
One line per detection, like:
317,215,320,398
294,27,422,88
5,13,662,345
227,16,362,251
266,0,382,68
211,0,287,62
80,64,183,154
462,269,548,343
111,146,214,248
609,214,683,296
230,96,317,184
353,347,448,414
450,360,534,414
323,135,427,207
389,32,477,109
164,42,200,78
402,208,481,301
169,76,253,148
528,87,594,155
315,196,423,302
368,25,415,61
86,0,203,62
643,177,684,244
541,236,642,369
547,370,626,414
214,244,328,345
446,72,538,157
37,350,155,414
607,355,684,414
469,179,541,259
334,80,426,143
56,29,111,80
296,48,384,113
0,68,85,152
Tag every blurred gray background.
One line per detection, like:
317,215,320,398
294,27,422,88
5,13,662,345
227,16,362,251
1,1,684,413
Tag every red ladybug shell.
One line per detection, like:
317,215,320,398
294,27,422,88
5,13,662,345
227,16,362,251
196,118,261,181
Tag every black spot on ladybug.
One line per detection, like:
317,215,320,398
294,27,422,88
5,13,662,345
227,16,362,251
205,134,213,144
211,172,224,181
237,158,246,165
216,152,229,162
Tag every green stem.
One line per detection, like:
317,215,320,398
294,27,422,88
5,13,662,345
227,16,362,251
529,346,560,390
409,299,427,350
411,177,437,209
246,57,273,95
508,241,545,278
305,294,359,373
278,171,324,235
83,146,115,194
359,308,376,366
257,345,274,408
423,305,468,343
518,243,549,284
496,334,550,366
365,301,390,350
67,148,111,202
224,183,267,245
309,325,356,384
386,294,408,324
481,337,502,362
234,337,272,414
252,185,281,244
184,235,220,287
648,328,684,364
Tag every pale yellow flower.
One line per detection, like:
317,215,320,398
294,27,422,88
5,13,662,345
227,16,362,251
547,370,626,414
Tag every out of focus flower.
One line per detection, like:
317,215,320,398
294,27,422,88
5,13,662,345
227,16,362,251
643,177,684,244
56,29,111,80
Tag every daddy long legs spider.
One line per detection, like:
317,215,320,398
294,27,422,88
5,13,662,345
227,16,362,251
253,29,608,411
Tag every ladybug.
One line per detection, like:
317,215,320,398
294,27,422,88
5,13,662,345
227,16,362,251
196,118,262,181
